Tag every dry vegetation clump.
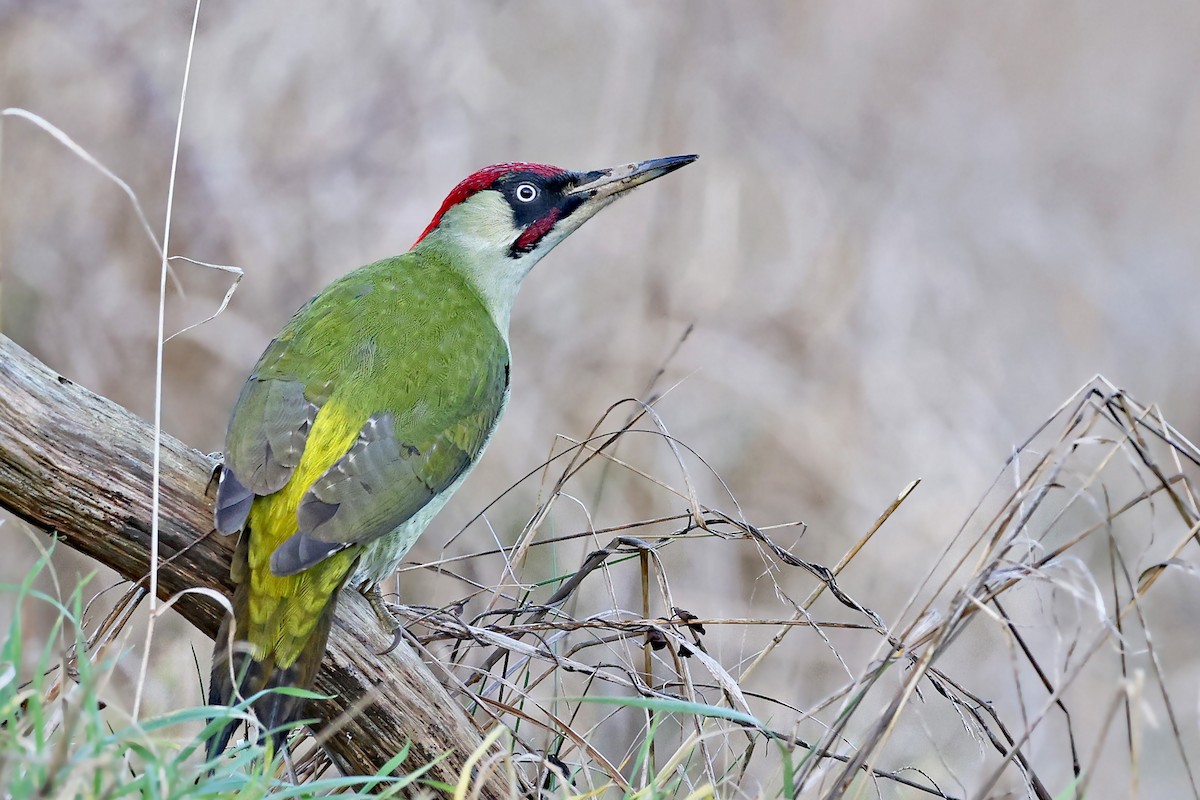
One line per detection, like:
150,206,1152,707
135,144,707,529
252,377,1200,797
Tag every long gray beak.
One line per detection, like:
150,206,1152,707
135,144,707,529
568,154,698,203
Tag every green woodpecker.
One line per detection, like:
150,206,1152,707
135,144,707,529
206,154,696,757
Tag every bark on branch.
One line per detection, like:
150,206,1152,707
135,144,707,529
0,333,505,795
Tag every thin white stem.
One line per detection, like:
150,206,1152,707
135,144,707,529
131,0,202,724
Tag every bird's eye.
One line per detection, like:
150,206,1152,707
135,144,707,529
515,182,539,203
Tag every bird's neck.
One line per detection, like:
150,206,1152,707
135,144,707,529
410,195,535,337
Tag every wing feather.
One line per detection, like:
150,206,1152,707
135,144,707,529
270,359,508,576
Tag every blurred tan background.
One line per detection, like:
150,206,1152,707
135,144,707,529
4,2,1200,795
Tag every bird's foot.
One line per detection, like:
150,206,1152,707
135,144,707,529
359,583,404,655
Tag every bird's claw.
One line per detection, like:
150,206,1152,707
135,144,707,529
377,626,405,657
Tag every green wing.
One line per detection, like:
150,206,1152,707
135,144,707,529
270,352,508,576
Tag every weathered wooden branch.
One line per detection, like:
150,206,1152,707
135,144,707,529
0,333,507,795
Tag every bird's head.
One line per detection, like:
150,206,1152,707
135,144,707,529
411,155,696,330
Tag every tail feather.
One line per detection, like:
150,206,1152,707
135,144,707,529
205,600,340,760
205,555,343,760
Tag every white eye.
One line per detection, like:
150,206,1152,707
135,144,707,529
515,182,539,203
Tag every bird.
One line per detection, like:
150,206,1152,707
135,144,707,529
205,154,697,759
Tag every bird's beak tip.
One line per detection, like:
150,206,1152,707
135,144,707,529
568,154,698,200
